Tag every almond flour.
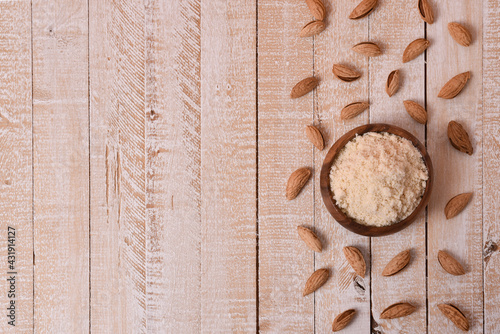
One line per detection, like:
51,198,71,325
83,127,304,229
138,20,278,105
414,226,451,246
329,132,428,227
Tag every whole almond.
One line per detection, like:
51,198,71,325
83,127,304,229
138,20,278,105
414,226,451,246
447,121,473,155
438,72,471,99
333,64,361,82
418,0,434,24
437,304,469,331
341,102,369,120
445,192,473,219
299,20,326,38
438,250,466,276
332,309,356,332
303,268,329,296
403,38,429,63
349,0,378,20
291,77,318,99
297,226,322,252
306,0,326,21
343,246,366,277
305,125,325,150
382,249,411,276
386,69,400,97
448,22,472,47
351,42,382,57
380,302,416,319
286,167,311,200
403,100,427,124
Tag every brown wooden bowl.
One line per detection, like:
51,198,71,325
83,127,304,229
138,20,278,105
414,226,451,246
320,123,433,237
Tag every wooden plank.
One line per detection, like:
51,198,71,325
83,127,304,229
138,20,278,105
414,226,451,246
0,1,33,332
483,0,500,332
258,2,315,332
144,0,201,332
200,0,257,332
313,1,371,333
32,0,89,332
368,3,427,333
89,1,146,332
427,1,483,332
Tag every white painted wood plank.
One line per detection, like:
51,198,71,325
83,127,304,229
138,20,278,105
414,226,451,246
0,1,33,332
258,1,314,332
200,0,257,332
483,0,500,332
32,0,89,332
89,1,146,332
369,1,427,333
427,1,483,332
145,0,201,332
313,0,371,332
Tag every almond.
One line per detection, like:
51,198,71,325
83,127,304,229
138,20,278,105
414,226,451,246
291,77,318,99
303,268,329,296
332,64,361,82
297,226,322,252
349,0,378,20
438,250,466,276
332,309,356,332
448,22,472,47
382,250,411,276
386,69,400,97
305,125,325,150
286,167,312,200
403,100,427,124
380,302,416,319
438,71,471,99
447,121,473,155
306,0,326,21
343,246,366,277
351,42,382,57
437,304,469,331
341,102,369,120
403,38,429,63
299,20,326,38
445,192,473,219
418,0,434,24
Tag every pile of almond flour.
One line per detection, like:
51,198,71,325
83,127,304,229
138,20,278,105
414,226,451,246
330,132,429,226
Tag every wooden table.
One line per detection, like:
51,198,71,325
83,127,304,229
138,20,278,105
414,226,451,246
0,0,499,333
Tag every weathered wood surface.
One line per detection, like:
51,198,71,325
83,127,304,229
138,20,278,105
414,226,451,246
258,1,314,332
0,0,498,332
484,0,500,333
369,1,427,333
427,0,484,332
90,0,147,332
314,0,371,333
0,1,32,332
32,0,89,332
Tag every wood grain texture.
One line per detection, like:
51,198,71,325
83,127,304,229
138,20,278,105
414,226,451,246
368,0,427,332
0,1,33,332
483,0,500,332
32,0,89,332
145,0,201,332
313,0,371,330
427,1,483,332
258,1,315,332
200,0,257,332
89,0,146,332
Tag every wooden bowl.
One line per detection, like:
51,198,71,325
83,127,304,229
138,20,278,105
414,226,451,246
320,123,433,237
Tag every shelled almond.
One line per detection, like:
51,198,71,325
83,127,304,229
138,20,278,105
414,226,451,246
403,38,429,63
386,69,400,97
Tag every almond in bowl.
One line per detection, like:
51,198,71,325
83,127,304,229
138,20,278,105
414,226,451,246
320,124,433,236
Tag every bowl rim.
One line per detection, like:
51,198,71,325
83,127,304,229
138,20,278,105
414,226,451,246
320,123,433,237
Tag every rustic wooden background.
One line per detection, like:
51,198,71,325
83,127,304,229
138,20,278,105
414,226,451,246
0,0,499,333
